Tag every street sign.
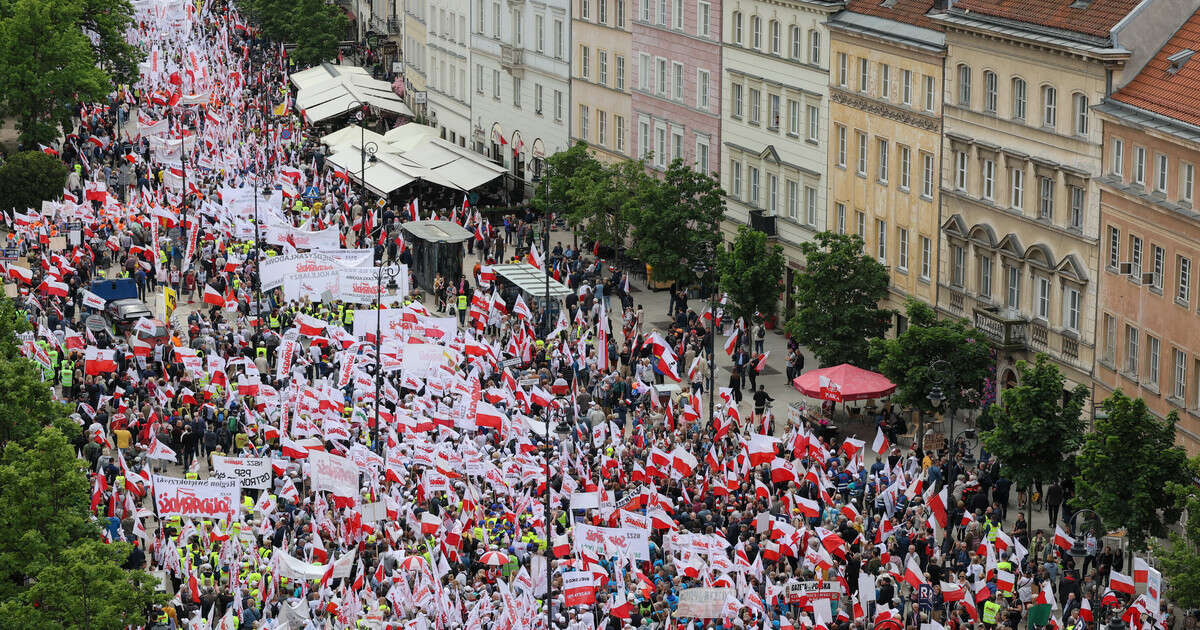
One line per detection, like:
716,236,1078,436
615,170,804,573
0,246,19,262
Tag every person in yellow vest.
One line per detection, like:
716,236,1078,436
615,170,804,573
982,594,1002,628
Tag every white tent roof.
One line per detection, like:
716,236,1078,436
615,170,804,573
492,263,572,299
320,123,506,195
290,63,412,123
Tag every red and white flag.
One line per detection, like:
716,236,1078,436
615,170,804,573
1053,525,1075,552
1109,569,1135,594
84,347,117,375
872,425,890,454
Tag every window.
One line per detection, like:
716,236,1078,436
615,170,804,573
1036,276,1050,319
984,70,997,113
492,69,500,99
673,0,682,29
768,94,780,129
749,89,760,124
859,58,869,92
856,211,866,239
477,0,485,32
655,125,666,167
730,159,742,197
672,62,683,100
580,46,590,79
731,83,743,118
897,227,909,271
697,69,709,110
788,100,799,135
749,166,760,204
837,203,846,234
763,175,775,212
856,131,867,176
555,90,563,120
698,1,709,36
877,139,889,182
535,83,544,112
899,145,911,190
838,53,848,86
639,119,649,158
955,151,968,190
1108,227,1121,269
492,2,500,36
876,219,887,262
617,0,625,27
1039,177,1054,219
512,76,521,107
1012,78,1026,120
535,15,545,51
658,0,665,24
598,111,607,145
657,58,667,95
1153,245,1165,290
1179,256,1192,304
957,65,971,105
579,105,589,139
809,30,820,65
1006,265,1020,308
983,159,995,201
1157,154,1169,193
476,64,484,94
806,186,817,226
790,26,802,59
1069,185,1084,229
1042,85,1057,128
836,125,847,167
880,64,891,100
1184,163,1195,205
671,129,682,163
615,115,625,151
555,20,564,58
732,11,742,44
696,137,708,172
1064,287,1081,332
952,245,966,286
1111,138,1124,177
638,54,649,90
1175,350,1188,400
598,51,608,86
902,70,912,105
979,255,992,298
1102,314,1117,362
769,20,780,54
616,56,625,90
1135,146,1146,186
1009,168,1024,210
924,75,935,112
787,180,798,220
806,105,819,142
1148,335,1161,386
920,236,932,280
1131,235,1143,275
922,152,935,197
581,0,589,20
1074,94,1089,135
751,16,761,49
598,0,607,23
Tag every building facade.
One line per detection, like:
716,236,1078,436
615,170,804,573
403,0,429,118
929,0,1194,398
424,0,473,147
721,0,840,318
570,0,633,162
470,0,572,187
630,0,722,178
826,1,943,322
1094,10,1200,452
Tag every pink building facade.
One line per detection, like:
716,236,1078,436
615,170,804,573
631,0,723,179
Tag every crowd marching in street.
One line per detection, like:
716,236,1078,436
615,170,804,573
2,0,1180,628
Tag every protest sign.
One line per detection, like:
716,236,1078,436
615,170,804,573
210,455,272,490
676,588,732,619
152,475,239,519
571,523,651,561
307,450,359,498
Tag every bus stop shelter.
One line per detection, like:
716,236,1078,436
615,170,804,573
402,220,473,293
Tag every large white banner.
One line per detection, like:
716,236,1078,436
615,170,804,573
276,549,356,581
261,251,374,296
353,310,457,342
401,343,452,381
219,186,284,222
210,455,271,490
571,523,652,561
307,451,359,498
336,267,408,305
264,223,341,251
676,588,733,619
152,475,240,519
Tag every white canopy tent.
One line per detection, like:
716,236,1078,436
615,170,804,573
320,123,507,196
492,262,572,299
289,63,412,124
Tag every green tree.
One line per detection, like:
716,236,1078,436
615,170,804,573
0,355,75,446
0,0,110,146
981,354,1088,524
0,427,97,599
626,159,724,287
1073,390,1190,551
78,0,142,85
0,540,164,629
532,142,637,249
1156,455,1200,609
0,151,69,213
784,232,892,368
0,294,31,360
870,299,992,416
286,0,348,67
717,225,785,324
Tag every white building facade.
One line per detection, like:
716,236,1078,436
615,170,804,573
425,0,473,146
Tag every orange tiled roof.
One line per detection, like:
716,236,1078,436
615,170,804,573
1111,9,1200,127
845,0,942,30
949,0,1141,39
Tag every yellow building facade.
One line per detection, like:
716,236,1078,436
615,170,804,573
570,0,632,163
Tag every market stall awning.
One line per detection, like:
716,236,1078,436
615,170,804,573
792,364,897,402
492,262,573,299
402,220,473,243
290,63,412,123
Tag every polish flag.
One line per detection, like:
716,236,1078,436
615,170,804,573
85,347,117,375
1079,598,1093,622
1109,570,1135,594
295,312,328,336
995,570,1015,594
475,401,506,429
670,446,698,477
420,512,441,535
941,581,966,602
796,497,820,518
928,487,948,528
723,330,739,356
203,284,225,306
872,426,890,454
903,557,928,589
1053,525,1075,552
526,243,543,270
1132,557,1149,584
552,534,571,557
281,437,309,459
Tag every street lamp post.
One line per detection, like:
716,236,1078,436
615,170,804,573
372,264,401,452
252,173,268,333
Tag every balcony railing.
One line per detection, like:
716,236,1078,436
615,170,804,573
748,209,777,237
500,44,524,68
1062,335,1079,360
1030,321,1049,350
974,308,1027,352
387,17,402,34
949,292,964,313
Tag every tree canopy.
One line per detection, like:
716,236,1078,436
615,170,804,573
532,142,639,250
784,232,892,368
717,225,785,325
626,159,725,288
241,0,348,67
0,151,69,213
1156,455,1200,609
